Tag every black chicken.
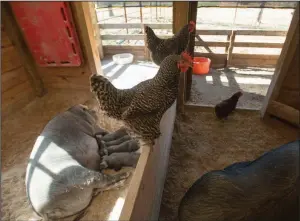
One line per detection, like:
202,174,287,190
215,91,243,120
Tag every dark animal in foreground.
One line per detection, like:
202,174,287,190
178,140,300,221
25,105,139,220
145,20,195,65
215,91,243,119
121,52,193,145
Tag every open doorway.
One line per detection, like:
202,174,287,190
189,2,296,110
92,1,173,89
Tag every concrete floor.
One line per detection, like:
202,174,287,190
101,58,159,89
189,67,274,110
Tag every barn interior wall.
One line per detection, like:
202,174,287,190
1,22,36,116
35,3,95,91
277,32,300,110
1,2,100,117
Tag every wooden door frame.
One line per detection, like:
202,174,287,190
1,2,46,97
71,2,103,76
260,3,299,119
173,1,197,112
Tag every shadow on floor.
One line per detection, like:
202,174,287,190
100,58,159,89
190,66,275,110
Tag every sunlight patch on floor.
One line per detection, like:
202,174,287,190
227,67,275,76
102,61,115,70
107,197,125,221
205,75,271,85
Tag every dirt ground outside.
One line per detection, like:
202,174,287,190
97,4,293,55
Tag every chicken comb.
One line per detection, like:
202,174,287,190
188,20,196,32
189,20,196,27
181,51,193,62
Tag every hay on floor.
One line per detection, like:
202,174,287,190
1,89,138,221
158,109,298,221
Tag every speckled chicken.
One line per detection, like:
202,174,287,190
90,75,151,119
145,21,195,66
215,91,243,120
121,52,193,144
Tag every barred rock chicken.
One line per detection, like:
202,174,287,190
121,52,193,145
145,20,195,66
90,75,151,119
215,91,243,120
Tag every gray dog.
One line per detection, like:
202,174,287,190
26,105,140,220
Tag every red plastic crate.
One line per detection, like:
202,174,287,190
10,2,82,67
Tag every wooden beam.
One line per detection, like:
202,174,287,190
101,34,171,40
236,29,287,36
195,41,284,48
197,2,297,9
143,24,150,60
119,143,151,220
195,36,213,53
196,30,231,35
2,2,45,97
186,1,197,101
123,2,129,44
178,72,186,113
225,34,230,53
226,30,236,67
194,52,279,60
196,29,287,36
88,2,104,59
173,1,197,103
120,102,177,221
139,2,143,23
267,101,299,127
261,3,299,118
99,23,172,29
173,2,189,34
71,2,103,76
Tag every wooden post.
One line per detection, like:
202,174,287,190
173,1,197,108
172,2,189,34
226,30,236,67
156,2,158,21
150,2,152,22
261,3,299,118
1,2,45,97
123,2,129,44
186,1,197,101
140,2,143,23
71,2,103,76
178,72,186,114
143,24,150,61
88,2,104,59
225,34,230,53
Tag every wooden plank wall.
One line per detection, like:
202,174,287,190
261,3,299,127
35,2,101,90
103,46,145,60
277,36,299,110
120,101,177,221
1,23,35,115
1,2,103,117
